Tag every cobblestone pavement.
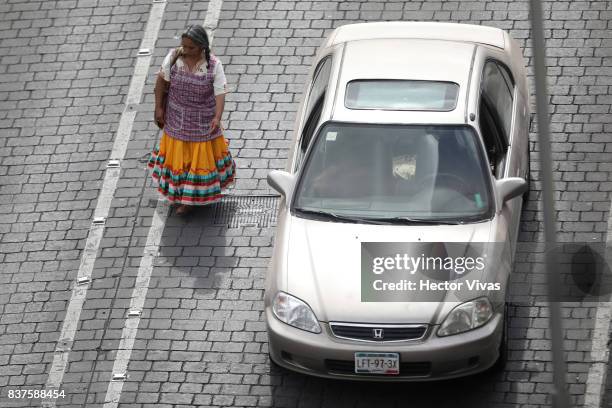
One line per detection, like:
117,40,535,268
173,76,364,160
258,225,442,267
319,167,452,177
1,0,612,407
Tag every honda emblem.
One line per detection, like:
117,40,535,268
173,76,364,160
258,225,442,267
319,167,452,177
373,328,384,339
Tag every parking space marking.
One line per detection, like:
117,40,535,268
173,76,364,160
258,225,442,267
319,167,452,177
102,199,170,408
203,0,223,43
43,224,106,405
41,1,167,406
101,2,224,406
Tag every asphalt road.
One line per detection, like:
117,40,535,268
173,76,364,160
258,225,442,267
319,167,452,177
1,0,612,407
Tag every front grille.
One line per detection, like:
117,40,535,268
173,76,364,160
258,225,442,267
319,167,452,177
325,359,431,377
330,323,427,342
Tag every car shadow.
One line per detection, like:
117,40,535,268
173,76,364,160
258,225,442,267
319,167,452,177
266,199,538,408
268,361,509,408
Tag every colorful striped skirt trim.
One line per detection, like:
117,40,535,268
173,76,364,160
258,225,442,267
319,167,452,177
148,132,236,205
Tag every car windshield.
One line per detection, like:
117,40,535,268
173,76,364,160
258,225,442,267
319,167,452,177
292,123,493,222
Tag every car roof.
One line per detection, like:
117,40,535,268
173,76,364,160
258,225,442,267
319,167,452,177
330,38,475,125
324,21,506,49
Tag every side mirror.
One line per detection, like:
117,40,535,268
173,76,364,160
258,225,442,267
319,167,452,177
267,170,296,200
495,177,528,205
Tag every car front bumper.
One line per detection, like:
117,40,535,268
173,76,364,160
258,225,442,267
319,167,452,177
266,307,503,382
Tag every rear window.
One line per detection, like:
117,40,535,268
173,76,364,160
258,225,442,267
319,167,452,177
345,80,459,111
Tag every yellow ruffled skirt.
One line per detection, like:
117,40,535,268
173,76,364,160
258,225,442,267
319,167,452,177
148,132,236,205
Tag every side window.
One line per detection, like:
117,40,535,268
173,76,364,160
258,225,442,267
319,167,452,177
479,97,504,178
498,64,514,92
297,57,332,167
298,97,324,158
304,57,332,123
482,61,514,141
479,60,514,178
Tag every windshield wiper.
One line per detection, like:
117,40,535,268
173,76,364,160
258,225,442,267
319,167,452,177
293,208,393,224
366,217,464,225
293,209,465,225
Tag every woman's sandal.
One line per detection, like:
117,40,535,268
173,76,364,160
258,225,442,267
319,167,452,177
175,204,193,216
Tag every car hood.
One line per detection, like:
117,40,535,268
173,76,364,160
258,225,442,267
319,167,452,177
286,216,495,325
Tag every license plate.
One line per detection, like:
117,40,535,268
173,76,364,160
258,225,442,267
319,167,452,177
354,352,400,375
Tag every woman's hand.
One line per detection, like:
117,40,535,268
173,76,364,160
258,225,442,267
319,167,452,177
155,106,165,129
211,95,225,134
210,116,222,134
153,74,170,129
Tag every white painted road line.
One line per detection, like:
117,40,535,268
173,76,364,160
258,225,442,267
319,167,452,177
43,225,105,399
585,301,612,408
102,200,170,408
42,1,167,406
102,1,224,406
203,0,224,43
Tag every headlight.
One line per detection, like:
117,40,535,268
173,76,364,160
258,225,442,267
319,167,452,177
437,297,494,337
272,292,321,333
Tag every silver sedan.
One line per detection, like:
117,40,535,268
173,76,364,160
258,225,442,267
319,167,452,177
266,22,530,381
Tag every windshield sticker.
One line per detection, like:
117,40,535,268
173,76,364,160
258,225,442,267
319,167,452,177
392,155,416,180
474,193,483,208
326,131,337,141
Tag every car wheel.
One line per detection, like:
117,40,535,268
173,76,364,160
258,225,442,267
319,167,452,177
491,303,509,373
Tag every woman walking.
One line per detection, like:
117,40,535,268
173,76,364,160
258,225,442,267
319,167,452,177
149,24,235,215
